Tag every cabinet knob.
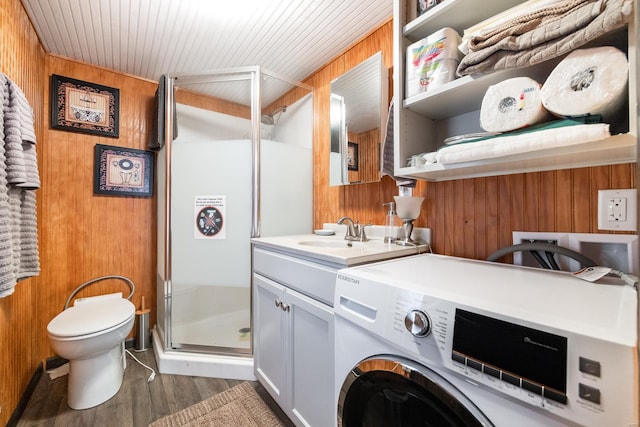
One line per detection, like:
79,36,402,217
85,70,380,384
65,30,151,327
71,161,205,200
280,303,290,312
275,299,282,308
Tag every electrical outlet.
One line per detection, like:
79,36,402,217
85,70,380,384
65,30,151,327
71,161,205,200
598,189,637,231
608,197,627,221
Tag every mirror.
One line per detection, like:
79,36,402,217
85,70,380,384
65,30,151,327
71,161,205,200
330,52,388,186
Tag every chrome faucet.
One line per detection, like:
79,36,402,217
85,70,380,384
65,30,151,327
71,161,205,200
356,221,368,242
337,216,356,240
337,216,369,242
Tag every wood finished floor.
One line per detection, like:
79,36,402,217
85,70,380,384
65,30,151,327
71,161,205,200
16,348,294,427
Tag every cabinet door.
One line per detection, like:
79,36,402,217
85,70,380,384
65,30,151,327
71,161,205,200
287,288,335,427
253,273,287,408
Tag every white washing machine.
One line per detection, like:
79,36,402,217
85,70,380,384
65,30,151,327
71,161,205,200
334,254,638,427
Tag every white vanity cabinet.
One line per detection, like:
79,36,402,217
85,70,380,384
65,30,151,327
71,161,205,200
252,246,337,427
252,231,429,426
393,0,638,181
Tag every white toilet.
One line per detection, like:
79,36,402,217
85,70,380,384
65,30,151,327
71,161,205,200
47,292,136,410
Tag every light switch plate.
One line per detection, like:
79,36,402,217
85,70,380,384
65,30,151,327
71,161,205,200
597,189,637,231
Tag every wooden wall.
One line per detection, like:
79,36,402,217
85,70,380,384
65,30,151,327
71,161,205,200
0,1,45,424
307,19,399,231
41,55,158,353
347,128,380,184
2,1,157,423
423,166,637,258
308,20,637,259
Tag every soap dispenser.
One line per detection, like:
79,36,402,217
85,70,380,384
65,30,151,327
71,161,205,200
383,202,399,243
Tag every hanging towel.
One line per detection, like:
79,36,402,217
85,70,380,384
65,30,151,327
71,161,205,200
381,99,416,188
0,74,40,298
148,74,178,151
4,76,39,188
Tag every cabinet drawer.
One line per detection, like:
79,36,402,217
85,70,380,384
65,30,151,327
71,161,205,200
253,247,337,306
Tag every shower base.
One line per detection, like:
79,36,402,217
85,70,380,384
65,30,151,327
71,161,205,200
151,328,255,380
172,307,251,349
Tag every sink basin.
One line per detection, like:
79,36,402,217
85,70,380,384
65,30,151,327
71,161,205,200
253,231,429,267
298,240,365,248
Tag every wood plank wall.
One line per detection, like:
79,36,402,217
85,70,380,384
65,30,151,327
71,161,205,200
2,2,158,422
40,56,158,355
347,128,380,185
307,20,398,232
175,88,251,119
0,1,45,424
308,19,637,259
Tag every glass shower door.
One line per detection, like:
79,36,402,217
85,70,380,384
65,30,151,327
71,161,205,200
169,74,254,354
158,68,313,358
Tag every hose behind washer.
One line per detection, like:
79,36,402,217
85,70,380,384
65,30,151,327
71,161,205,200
487,242,596,270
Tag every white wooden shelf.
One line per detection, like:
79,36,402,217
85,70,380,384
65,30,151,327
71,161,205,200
393,0,637,182
402,62,554,120
396,134,637,182
403,0,522,41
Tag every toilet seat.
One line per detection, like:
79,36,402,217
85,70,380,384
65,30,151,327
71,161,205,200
48,297,135,338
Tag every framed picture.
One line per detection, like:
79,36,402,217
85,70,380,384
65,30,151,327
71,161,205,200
51,74,119,138
94,144,154,197
347,142,359,171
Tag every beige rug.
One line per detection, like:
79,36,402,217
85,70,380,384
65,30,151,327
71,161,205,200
149,382,287,427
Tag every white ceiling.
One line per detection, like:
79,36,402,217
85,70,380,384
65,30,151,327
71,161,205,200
21,0,392,105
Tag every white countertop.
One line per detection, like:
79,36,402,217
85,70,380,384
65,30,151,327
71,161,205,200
251,225,431,267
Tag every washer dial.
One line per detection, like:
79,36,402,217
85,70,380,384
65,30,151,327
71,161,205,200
404,309,431,337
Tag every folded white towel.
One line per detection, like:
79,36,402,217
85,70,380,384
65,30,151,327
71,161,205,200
422,152,438,164
437,123,610,164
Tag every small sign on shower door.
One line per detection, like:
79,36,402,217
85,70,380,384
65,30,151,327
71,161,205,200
194,195,226,239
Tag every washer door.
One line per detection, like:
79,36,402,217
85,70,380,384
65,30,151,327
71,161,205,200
339,356,494,427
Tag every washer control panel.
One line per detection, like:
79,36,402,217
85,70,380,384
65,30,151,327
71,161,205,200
386,290,636,427
442,306,636,427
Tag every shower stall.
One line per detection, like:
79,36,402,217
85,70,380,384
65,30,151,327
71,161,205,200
152,67,313,380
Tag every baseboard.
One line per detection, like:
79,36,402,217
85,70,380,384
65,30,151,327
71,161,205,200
45,355,68,371
152,329,255,381
7,362,43,427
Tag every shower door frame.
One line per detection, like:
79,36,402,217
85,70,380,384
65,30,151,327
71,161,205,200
159,67,312,356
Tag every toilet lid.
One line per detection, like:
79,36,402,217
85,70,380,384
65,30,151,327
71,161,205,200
47,298,135,337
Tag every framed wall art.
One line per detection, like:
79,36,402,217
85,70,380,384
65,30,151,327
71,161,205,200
347,142,359,171
51,74,120,138
94,144,154,197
